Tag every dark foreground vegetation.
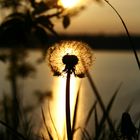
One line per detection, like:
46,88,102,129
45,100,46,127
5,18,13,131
0,0,140,140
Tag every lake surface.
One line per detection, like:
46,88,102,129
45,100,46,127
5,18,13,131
0,49,140,137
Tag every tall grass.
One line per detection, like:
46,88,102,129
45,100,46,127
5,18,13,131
103,0,140,70
0,0,139,139
40,70,139,140
0,56,139,140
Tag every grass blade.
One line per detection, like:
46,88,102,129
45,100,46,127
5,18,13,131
125,101,133,113
0,120,26,140
104,0,140,70
86,71,117,139
41,106,53,140
82,128,92,140
72,82,81,135
81,129,88,140
47,102,59,140
86,71,120,140
106,83,122,112
94,107,98,135
84,101,97,128
95,83,122,140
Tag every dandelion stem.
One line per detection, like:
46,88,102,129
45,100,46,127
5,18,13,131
66,70,72,140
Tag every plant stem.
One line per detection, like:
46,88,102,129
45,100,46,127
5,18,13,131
10,50,20,137
104,0,140,70
66,70,72,140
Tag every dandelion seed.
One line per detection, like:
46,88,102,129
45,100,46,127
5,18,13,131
47,40,93,77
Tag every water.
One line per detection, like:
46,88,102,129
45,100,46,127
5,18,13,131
0,49,140,137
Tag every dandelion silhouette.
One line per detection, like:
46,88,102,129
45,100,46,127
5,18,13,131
47,40,93,140
62,54,78,75
47,40,93,77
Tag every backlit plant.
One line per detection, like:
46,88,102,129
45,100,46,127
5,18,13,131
47,40,93,140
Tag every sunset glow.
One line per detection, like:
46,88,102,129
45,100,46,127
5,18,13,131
58,0,80,8
51,76,79,138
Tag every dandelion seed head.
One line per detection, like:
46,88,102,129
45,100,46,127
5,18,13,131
47,41,94,77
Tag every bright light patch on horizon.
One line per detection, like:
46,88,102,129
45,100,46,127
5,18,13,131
58,0,81,8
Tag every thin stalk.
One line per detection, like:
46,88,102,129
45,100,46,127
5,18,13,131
86,71,118,139
104,0,140,70
0,120,26,140
47,102,59,140
66,70,72,140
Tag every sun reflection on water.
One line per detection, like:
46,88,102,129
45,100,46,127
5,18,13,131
50,74,80,139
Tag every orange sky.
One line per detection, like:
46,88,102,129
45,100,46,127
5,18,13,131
55,0,140,35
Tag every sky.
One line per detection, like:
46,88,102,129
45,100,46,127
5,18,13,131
0,0,139,35
55,0,140,35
